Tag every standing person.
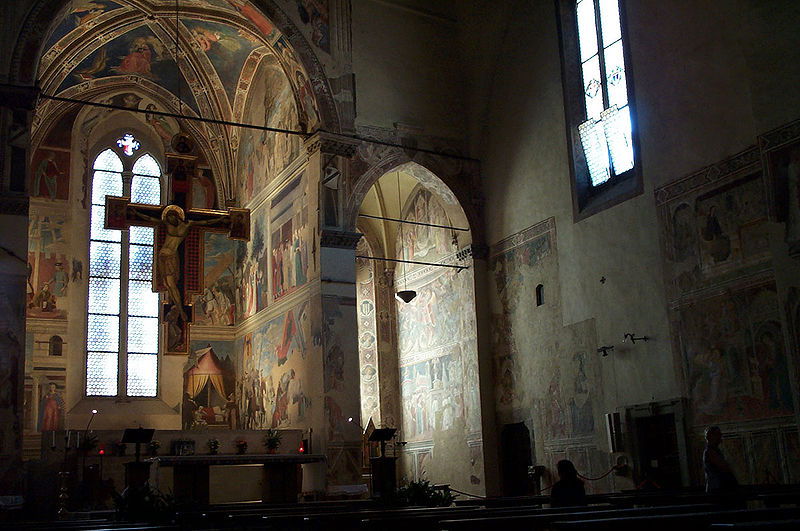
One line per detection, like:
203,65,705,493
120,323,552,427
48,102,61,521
703,426,738,493
550,459,587,507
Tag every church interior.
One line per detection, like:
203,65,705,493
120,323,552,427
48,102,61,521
1,0,800,527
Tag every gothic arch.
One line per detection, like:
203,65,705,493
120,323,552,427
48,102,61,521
345,155,485,248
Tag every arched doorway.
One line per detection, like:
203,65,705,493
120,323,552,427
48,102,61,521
357,164,485,495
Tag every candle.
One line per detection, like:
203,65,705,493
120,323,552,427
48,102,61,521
51,431,56,449
66,430,71,449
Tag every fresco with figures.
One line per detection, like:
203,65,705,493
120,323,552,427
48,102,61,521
678,281,794,424
237,55,302,204
356,238,380,427
765,138,800,248
661,170,769,299
400,188,457,264
489,220,601,466
56,24,199,112
194,232,237,326
235,210,265,321
44,1,125,52
238,301,315,430
27,213,71,320
183,18,262,103
183,341,237,430
30,148,70,200
270,173,313,301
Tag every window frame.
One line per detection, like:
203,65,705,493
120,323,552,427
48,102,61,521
557,0,643,220
84,131,164,400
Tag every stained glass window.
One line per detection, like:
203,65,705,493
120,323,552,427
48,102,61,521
575,0,634,186
86,143,161,398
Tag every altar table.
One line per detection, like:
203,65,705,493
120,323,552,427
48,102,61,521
149,453,325,504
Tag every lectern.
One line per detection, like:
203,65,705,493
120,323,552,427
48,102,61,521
368,428,397,499
121,427,154,489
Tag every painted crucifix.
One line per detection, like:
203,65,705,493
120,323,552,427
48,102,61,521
105,153,249,354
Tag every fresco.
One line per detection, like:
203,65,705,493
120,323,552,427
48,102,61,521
44,1,125,52
270,173,312,301
400,188,457,263
194,232,236,326
679,282,794,424
273,36,319,130
183,341,237,429
30,148,70,200
57,24,199,112
356,238,380,427
237,55,301,203
765,138,800,246
183,18,260,103
222,0,277,39
27,214,70,319
488,219,601,448
659,167,769,299
237,301,314,429
295,0,330,53
191,167,217,210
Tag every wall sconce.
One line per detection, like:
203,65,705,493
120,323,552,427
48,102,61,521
395,290,417,303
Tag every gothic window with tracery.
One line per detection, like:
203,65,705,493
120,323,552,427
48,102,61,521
86,138,161,397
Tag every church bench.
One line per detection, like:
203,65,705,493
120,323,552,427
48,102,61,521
438,503,721,531
359,503,619,530
550,507,800,531
710,519,800,529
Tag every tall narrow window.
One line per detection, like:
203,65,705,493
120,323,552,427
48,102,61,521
86,141,161,397
559,0,640,218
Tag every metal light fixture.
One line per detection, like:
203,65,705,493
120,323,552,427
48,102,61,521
394,172,416,303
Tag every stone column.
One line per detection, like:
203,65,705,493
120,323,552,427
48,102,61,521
0,84,35,495
375,267,401,431
305,132,365,488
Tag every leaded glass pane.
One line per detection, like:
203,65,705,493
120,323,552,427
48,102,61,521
604,40,627,108
127,317,159,353
127,353,157,397
87,314,119,351
93,149,123,172
131,176,160,205
92,171,122,205
129,244,154,280
90,205,121,242
603,105,634,175
128,280,159,317
582,56,604,120
576,0,598,62
578,118,611,186
88,277,121,315
89,241,121,278
599,0,622,47
132,154,161,177
130,225,154,245
86,351,118,396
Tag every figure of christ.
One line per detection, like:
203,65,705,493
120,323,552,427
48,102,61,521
135,205,226,321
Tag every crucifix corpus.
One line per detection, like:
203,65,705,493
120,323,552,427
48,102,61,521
105,186,249,355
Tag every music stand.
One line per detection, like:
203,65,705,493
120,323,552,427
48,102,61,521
368,428,396,457
121,427,154,462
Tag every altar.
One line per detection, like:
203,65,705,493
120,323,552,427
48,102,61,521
149,453,325,504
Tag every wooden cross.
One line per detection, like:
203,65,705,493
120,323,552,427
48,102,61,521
104,156,249,354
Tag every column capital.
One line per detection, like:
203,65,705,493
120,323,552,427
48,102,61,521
320,229,362,249
457,244,489,261
304,131,360,158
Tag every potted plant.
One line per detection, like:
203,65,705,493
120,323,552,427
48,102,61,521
234,438,248,455
263,429,282,454
207,438,220,455
147,440,161,456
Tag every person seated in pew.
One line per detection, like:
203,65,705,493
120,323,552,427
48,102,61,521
550,459,587,507
703,426,738,493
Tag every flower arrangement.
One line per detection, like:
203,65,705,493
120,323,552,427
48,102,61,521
234,438,248,455
263,429,282,453
207,438,220,455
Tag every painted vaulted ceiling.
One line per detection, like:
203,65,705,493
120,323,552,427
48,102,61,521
33,0,322,203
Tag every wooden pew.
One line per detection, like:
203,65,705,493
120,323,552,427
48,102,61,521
551,507,800,531
439,503,722,531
